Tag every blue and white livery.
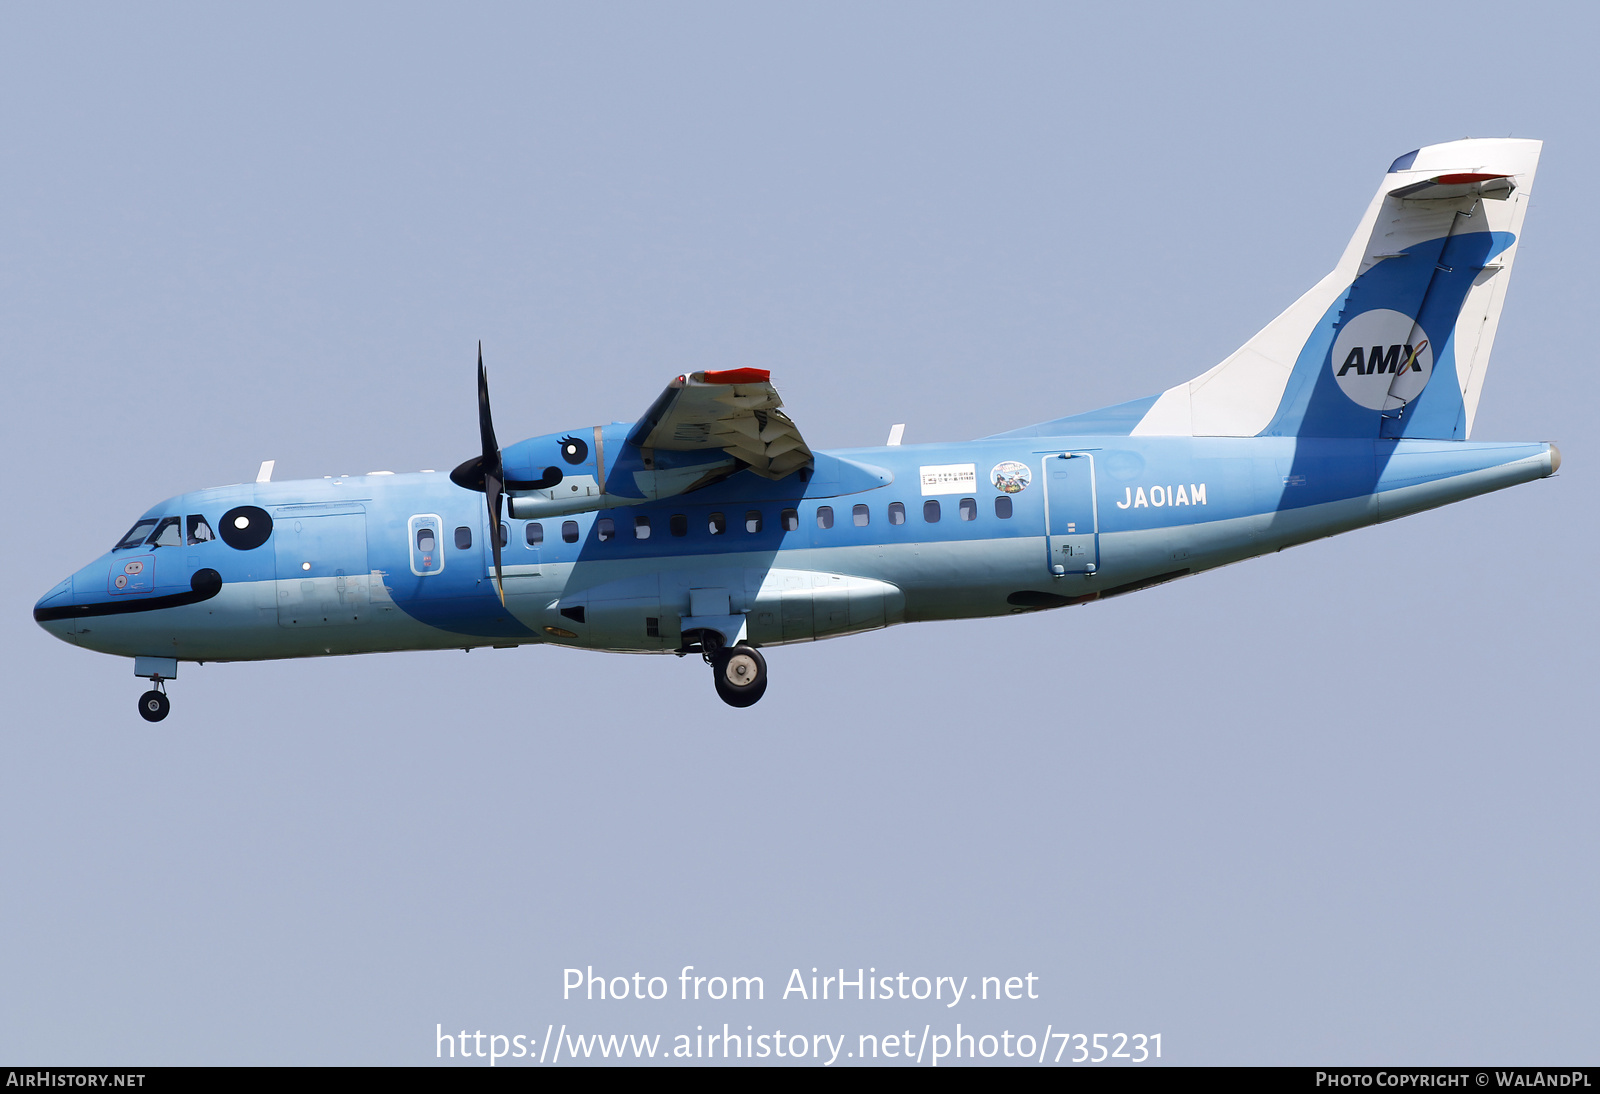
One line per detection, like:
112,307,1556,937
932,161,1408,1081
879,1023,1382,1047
35,138,1560,717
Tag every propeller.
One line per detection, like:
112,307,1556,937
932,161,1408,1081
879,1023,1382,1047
450,343,507,605
450,344,569,605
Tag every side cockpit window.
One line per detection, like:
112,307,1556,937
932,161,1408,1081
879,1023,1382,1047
115,519,159,550
187,515,215,545
149,516,183,548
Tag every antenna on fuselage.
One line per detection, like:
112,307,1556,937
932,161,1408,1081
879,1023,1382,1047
255,460,275,483
886,424,905,446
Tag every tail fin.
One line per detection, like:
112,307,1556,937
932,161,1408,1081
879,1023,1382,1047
1131,138,1541,440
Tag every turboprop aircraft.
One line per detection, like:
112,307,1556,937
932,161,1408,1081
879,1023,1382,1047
35,137,1560,720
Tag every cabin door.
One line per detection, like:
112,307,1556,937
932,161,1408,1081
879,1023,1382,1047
1040,452,1099,576
274,510,370,627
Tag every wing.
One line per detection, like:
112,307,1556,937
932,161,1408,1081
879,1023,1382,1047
626,368,813,480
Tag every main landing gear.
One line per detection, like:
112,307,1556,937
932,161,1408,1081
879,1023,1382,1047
138,678,170,722
694,632,768,708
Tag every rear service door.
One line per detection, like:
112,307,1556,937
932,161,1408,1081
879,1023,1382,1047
1041,452,1098,576
274,509,370,626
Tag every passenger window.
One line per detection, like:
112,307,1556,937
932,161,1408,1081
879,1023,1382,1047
745,511,763,533
498,522,509,547
817,506,834,530
710,512,726,535
888,502,905,525
150,516,182,548
597,517,615,542
455,526,472,550
959,497,977,521
186,515,215,545
417,528,436,553
526,522,544,546
635,515,651,539
781,508,799,532
562,520,579,544
995,496,1013,519
115,519,160,550
853,504,869,527
923,500,941,523
670,514,688,537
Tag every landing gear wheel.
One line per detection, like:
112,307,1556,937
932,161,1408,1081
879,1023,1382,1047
138,690,170,722
711,644,767,708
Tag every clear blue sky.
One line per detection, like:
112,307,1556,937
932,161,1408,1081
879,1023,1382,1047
3,1,1595,1065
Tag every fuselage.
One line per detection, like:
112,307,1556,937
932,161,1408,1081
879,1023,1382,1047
34,432,1557,665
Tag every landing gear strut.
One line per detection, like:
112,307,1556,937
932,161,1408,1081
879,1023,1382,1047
138,677,170,722
696,632,768,708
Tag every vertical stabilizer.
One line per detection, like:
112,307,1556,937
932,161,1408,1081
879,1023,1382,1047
1129,138,1540,440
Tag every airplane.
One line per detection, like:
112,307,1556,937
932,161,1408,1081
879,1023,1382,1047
34,137,1559,720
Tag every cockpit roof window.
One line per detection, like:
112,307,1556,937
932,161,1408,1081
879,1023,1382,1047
115,519,159,551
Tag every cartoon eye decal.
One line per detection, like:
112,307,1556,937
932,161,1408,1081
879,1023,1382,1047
218,506,273,550
559,435,589,464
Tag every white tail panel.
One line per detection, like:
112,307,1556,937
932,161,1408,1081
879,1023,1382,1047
1131,138,1541,439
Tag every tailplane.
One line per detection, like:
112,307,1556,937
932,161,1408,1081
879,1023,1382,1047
1124,138,1541,440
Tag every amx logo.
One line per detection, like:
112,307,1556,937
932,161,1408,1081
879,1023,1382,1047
1328,308,1434,410
1337,342,1427,376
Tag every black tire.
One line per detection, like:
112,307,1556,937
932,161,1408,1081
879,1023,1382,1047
138,690,170,722
711,644,767,708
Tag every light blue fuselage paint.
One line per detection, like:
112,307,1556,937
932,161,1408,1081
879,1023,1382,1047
35,430,1556,665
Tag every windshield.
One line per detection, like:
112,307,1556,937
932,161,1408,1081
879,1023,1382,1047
149,516,183,548
114,519,159,551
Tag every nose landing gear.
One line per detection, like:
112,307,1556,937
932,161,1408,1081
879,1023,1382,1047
138,678,170,722
132,657,178,722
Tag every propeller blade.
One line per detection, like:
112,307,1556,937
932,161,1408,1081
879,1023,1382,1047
481,344,507,603
454,342,507,605
477,342,499,465
486,463,505,606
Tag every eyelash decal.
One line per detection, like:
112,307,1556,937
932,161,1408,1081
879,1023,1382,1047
559,435,589,464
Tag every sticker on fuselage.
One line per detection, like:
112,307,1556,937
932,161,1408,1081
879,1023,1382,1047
991,461,1032,494
1329,308,1434,410
920,463,977,496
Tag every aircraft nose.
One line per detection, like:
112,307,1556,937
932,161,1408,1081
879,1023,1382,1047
34,577,77,644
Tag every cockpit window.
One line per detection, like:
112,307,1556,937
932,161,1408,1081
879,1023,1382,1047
186,515,215,545
115,519,160,551
149,516,183,548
